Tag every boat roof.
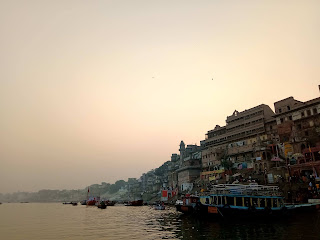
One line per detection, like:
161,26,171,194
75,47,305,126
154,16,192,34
202,184,282,197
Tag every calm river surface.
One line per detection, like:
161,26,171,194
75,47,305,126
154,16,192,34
1,203,320,240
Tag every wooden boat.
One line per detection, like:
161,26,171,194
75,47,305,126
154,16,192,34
125,200,143,206
86,197,100,206
105,200,116,206
97,201,107,209
80,200,87,205
175,195,205,214
85,188,100,206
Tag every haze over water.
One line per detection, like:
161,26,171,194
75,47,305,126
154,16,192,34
1,203,320,240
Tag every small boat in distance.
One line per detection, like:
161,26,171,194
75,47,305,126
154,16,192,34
125,200,143,206
97,201,107,209
63,202,77,205
86,197,100,206
105,200,116,206
154,203,165,210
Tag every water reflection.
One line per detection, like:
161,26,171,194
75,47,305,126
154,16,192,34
0,204,319,240
172,211,320,240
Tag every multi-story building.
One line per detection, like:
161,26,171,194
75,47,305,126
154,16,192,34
167,141,203,191
202,104,278,181
168,153,180,189
274,96,320,176
177,150,202,191
201,146,224,181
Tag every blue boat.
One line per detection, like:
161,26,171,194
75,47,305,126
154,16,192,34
199,184,287,219
176,184,320,219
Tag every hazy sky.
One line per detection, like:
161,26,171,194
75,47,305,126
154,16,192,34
1,0,319,193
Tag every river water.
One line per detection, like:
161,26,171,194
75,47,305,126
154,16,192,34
0,203,319,240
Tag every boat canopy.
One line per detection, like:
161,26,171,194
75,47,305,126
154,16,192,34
203,184,282,197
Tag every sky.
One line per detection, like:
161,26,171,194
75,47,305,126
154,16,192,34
0,0,319,193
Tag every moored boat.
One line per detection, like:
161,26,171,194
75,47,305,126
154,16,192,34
105,200,116,206
63,202,77,205
86,197,100,206
154,202,165,210
175,194,205,214
197,184,320,219
125,200,143,206
97,201,107,209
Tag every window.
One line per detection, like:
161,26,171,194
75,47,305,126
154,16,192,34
301,112,305,117
289,116,292,120
269,126,272,130
236,197,242,206
278,108,282,113
297,124,302,130
307,110,311,116
313,108,318,114
280,118,284,123
287,106,291,110
305,131,309,136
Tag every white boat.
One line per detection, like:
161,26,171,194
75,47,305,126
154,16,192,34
154,204,165,210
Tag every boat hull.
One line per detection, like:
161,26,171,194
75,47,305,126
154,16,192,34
125,200,143,206
86,200,97,206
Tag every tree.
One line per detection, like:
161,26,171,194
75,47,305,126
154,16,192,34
108,180,126,194
221,159,233,170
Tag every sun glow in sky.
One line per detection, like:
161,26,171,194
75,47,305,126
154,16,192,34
1,0,319,193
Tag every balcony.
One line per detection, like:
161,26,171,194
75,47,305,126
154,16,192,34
228,144,254,155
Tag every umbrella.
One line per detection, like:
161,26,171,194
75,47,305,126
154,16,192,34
271,157,282,162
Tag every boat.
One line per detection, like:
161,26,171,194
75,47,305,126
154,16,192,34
125,199,143,206
97,201,107,209
86,196,100,206
63,201,78,205
105,200,116,206
154,203,165,210
80,200,87,205
85,187,100,206
175,194,205,215
195,184,320,219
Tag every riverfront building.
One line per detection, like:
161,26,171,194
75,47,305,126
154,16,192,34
167,141,202,191
201,90,320,184
273,96,320,177
201,104,277,181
